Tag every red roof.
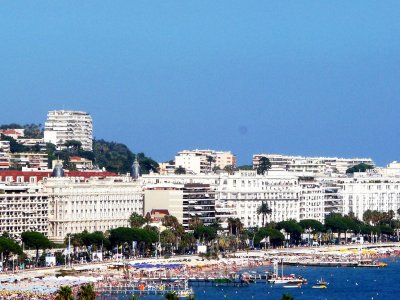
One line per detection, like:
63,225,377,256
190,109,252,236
150,209,170,215
0,170,117,182
0,129,22,135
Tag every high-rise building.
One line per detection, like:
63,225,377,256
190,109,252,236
44,110,93,151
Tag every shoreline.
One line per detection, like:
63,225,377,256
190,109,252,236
1,242,399,299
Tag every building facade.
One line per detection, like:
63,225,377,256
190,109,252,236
0,183,48,241
341,173,400,221
144,183,215,229
175,149,236,174
253,154,374,175
44,110,93,151
45,176,143,243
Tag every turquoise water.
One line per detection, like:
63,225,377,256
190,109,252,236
99,257,399,299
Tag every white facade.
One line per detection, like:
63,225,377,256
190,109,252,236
0,183,48,241
218,170,300,228
175,149,236,174
45,176,143,243
341,173,400,221
253,154,374,175
44,110,93,151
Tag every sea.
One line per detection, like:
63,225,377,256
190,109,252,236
98,257,400,300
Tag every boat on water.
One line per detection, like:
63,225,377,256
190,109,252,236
283,283,302,288
312,278,328,289
357,259,387,267
175,288,195,298
267,260,307,284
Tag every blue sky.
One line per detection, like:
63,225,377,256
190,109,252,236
1,2,399,165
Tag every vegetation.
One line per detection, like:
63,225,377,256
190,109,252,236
129,212,147,228
92,139,158,174
257,202,272,227
21,231,52,264
77,283,96,300
346,163,374,174
55,285,74,300
174,166,186,174
0,122,159,174
256,157,271,175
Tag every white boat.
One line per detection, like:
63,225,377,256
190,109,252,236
267,260,306,284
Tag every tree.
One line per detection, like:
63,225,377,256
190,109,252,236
257,201,272,227
277,220,303,245
223,165,235,174
21,231,52,264
257,157,271,175
254,227,285,248
206,155,216,173
193,225,217,243
77,283,96,300
346,163,374,174
0,236,22,265
64,140,82,151
55,285,74,300
129,213,147,228
174,166,186,175
299,219,325,233
325,213,348,241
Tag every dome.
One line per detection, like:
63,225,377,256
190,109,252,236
52,161,65,177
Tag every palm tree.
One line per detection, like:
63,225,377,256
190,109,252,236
77,283,96,300
55,286,74,300
206,155,216,173
257,201,272,227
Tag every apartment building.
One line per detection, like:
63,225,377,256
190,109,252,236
217,170,300,228
44,110,93,151
144,183,215,229
298,176,325,223
175,149,236,174
0,183,48,241
341,172,400,221
253,154,374,175
10,153,48,170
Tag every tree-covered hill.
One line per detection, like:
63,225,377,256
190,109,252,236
92,139,158,174
0,124,159,174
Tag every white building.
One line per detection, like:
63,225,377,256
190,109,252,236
45,176,143,243
341,172,400,221
0,183,48,241
175,149,236,174
44,110,93,151
253,154,374,175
